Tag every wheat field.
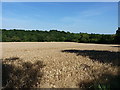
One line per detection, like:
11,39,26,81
1,42,120,88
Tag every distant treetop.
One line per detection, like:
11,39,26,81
116,27,120,34
118,27,120,30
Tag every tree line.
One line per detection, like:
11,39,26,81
0,28,120,44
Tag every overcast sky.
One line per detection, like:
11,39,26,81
2,2,118,34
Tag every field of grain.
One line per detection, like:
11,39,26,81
1,42,120,88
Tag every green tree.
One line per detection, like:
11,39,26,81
115,27,120,44
11,36,21,42
78,33,90,43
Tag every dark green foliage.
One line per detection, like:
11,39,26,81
114,27,120,44
0,29,119,44
78,33,90,43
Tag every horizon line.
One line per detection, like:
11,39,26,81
1,28,117,35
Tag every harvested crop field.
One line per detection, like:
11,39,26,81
1,42,120,89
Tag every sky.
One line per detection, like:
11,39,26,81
118,2,120,27
1,0,120,2
2,2,118,34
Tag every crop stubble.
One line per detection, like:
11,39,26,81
1,42,120,88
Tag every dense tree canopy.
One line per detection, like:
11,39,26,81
115,27,120,44
0,28,119,44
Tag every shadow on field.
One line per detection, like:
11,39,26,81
79,73,120,89
111,46,120,52
111,46,120,48
61,50,120,66
5,57,20,61
2,57,45,89
61,49,120,89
